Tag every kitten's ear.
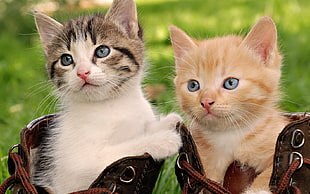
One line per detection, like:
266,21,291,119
169,25,197,60
241,16,277,64
105,0,139,39
34,11,63,53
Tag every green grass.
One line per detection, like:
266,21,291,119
1,0,310,193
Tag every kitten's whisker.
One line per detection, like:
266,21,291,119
42,96,58,114
27,80,53,97
34,93,57,117
238,101,282,113
234,111,255,131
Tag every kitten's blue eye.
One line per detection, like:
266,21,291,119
95,45,110,58
188,80,200,92
60,54,73,66
223,78,239,90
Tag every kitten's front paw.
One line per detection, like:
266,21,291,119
150,129,182,160
145,113,182,159
160,112,183,130
147,113,182,133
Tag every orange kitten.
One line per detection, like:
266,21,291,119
170,16,289,193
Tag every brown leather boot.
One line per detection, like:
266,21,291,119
175,123,231,194
269,113,310,193
0,114,163,194
175,113,310,194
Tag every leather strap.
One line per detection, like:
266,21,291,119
0,145,38,194
175,123,231,194
274,158,310,194
0,176,15,194
175,123,205,193
269,113,310,193
178,159,231,194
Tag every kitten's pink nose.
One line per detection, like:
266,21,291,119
77,70,90,81
201,98,215,110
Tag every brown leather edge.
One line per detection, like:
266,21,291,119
89,153,164,194
269,113,310,192
175,123,205,193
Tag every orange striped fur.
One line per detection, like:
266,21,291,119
170,16,288,193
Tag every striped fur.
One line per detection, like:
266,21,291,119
35,11,144,102
32,0,182,193
171,17,288,193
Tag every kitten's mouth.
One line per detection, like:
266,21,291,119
205,112,218,119
81,82,99,89
203,110,220,119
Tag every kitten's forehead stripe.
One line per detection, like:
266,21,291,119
65,21,76,50
87,18,96,45
63,16,103,50
113,47,140,67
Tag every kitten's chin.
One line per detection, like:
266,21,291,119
66,94,109,103
192,114,242,132
61,86,118,103
195,119,234,132
204,112,219,120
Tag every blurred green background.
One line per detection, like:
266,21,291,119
0,0,310,193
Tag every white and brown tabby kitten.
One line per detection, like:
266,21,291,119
170,16,288,193
32,0,182,193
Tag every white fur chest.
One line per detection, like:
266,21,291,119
56,91,155,153
51,90,155,193
209,130,244,154
196,128,250,182
59,100,153,144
